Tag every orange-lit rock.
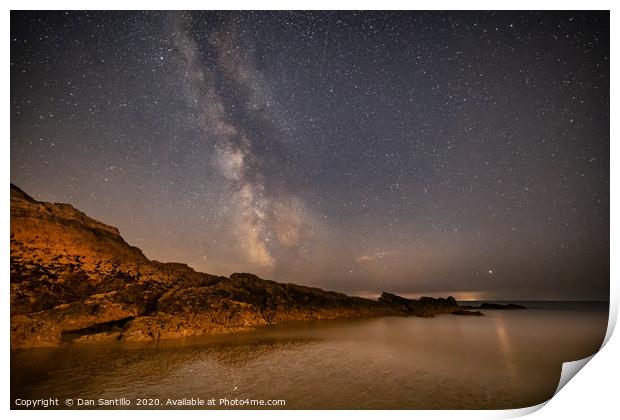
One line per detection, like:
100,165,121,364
11,184,463,348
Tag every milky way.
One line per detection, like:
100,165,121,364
169,13,320,270
11,11,609,300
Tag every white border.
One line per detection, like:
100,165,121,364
3,2,617,419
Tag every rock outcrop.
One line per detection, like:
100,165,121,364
461,302,527,310
479,302,526,310
378,292,458,317
10,184,465,349
451,310,484,316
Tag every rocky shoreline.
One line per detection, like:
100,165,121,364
10,184,521,349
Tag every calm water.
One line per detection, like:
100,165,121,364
11,302,608,409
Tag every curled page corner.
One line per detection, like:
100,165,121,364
602,297,617,347
506,355,599,418
553,354,595,397
500,401,548,418
512,319,614,418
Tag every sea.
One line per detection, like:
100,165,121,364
11,301,609,409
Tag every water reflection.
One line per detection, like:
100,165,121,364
493,316,519,379
12,303,608,409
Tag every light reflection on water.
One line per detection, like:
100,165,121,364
11,303,608,409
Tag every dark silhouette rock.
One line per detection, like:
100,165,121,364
451,310,484,316
461,302,527,310
479,303,526,310
378,292,459,317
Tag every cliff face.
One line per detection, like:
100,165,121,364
10,185,459,348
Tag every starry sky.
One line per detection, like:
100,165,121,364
11,11,609,300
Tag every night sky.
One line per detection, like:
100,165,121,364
11,11,609,300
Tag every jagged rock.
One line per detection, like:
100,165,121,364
10,184,473,348
378,292,459,317
451,310,484,316
71,331,123,343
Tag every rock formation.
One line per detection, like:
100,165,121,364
451,310,484,316
479,302,526,310
461,302,527,310
378,292,458,317
10,184,468,349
